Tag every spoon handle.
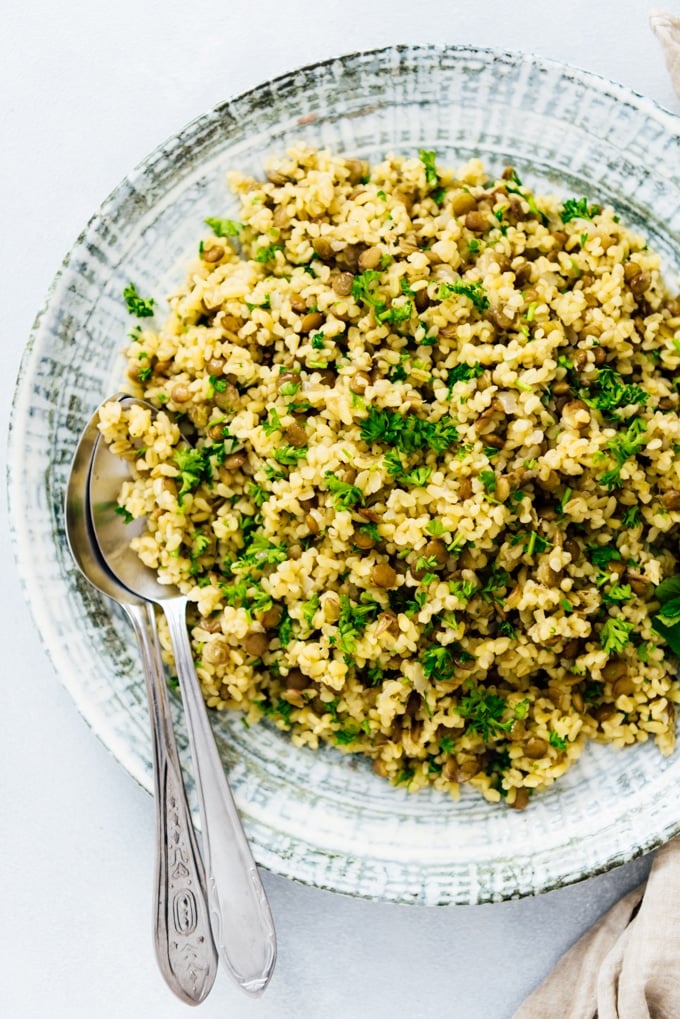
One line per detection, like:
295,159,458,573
125,602,218,1004
162,597,277,996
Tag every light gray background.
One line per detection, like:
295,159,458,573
2,2,678,1017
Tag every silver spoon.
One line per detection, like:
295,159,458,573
88,395,277,996
64,406,218,1004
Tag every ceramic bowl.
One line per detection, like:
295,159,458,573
9,45,680,904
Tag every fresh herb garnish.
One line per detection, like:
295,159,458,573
419,149,439,188
600,616,635,655
421,644,455,681
599,419,647,489
115,505,134,524
383,451,433,488
622,506,641,528
437,280,489,313
549,731,568,751
123,283,155,318
446,362,485,390
560,197,600,223
336,595,380,656
204,217,243,238
273,444,307,466
173,447,212,503
586,367,649,417
360,406,458,454
651,576,680,658
323,472,365,510
458,684,512,740
255,243,283,263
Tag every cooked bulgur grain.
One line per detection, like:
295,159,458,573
100,146,680,807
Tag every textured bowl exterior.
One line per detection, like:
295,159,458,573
8,45,680,905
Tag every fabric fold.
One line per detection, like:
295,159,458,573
513,838,680,1019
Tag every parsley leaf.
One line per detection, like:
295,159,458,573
421,645,456,681
323,472,365,510
172,447,212,503
383,451,433,487
419,149,440,188
549,731,568,751
446,362,485,390
586,543,622,569
458,685,512,741
123,283,155,318
599,419,647,489
205,217,243,238
560,197,601,223
586,367,649,417
360,406,458,454
273,444,307,466
437,280,489,313
336,595,380,656
600,616,635,654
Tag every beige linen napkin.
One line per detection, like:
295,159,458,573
512,837,680,1018
650,9,680,97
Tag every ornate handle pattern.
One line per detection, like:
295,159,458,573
126,603,218,1004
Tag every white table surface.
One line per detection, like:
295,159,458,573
2,2,678,1017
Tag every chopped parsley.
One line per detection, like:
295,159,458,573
231,532,288,574
437,280,489,313
560,197,601,223
419,149,439,188
446,362,485,390
513,531,553,556
351,269,383,309
255,243,283,263
421,644,456,681
549,731,568,751
273,444,307,466
383,451,433,487
479,469,496,495
351,269,415,325
603,583,633,604
586,543,622,569
204,217,243,238
262,407,282,436
173,447,212,503
600,616,635,655
123,283,155,318
586,367,649,417
360,406,458,454
323,472,365,510
458,684,512,740
652,576,680,657
115,505,134,524
622,506,641,528
600,420,647,489
449,579,477,602
336,595,380,656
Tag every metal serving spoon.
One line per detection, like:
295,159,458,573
88,394,276,997
64,406,217,1005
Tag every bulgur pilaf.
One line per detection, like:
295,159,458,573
99,146,680,808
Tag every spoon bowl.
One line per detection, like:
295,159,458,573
88,394,277,997
64,403,217,1005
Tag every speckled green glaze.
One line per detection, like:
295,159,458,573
8,45,680,905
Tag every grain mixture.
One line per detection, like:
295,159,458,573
99,146,680,808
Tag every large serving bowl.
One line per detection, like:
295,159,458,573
9,45,680,905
